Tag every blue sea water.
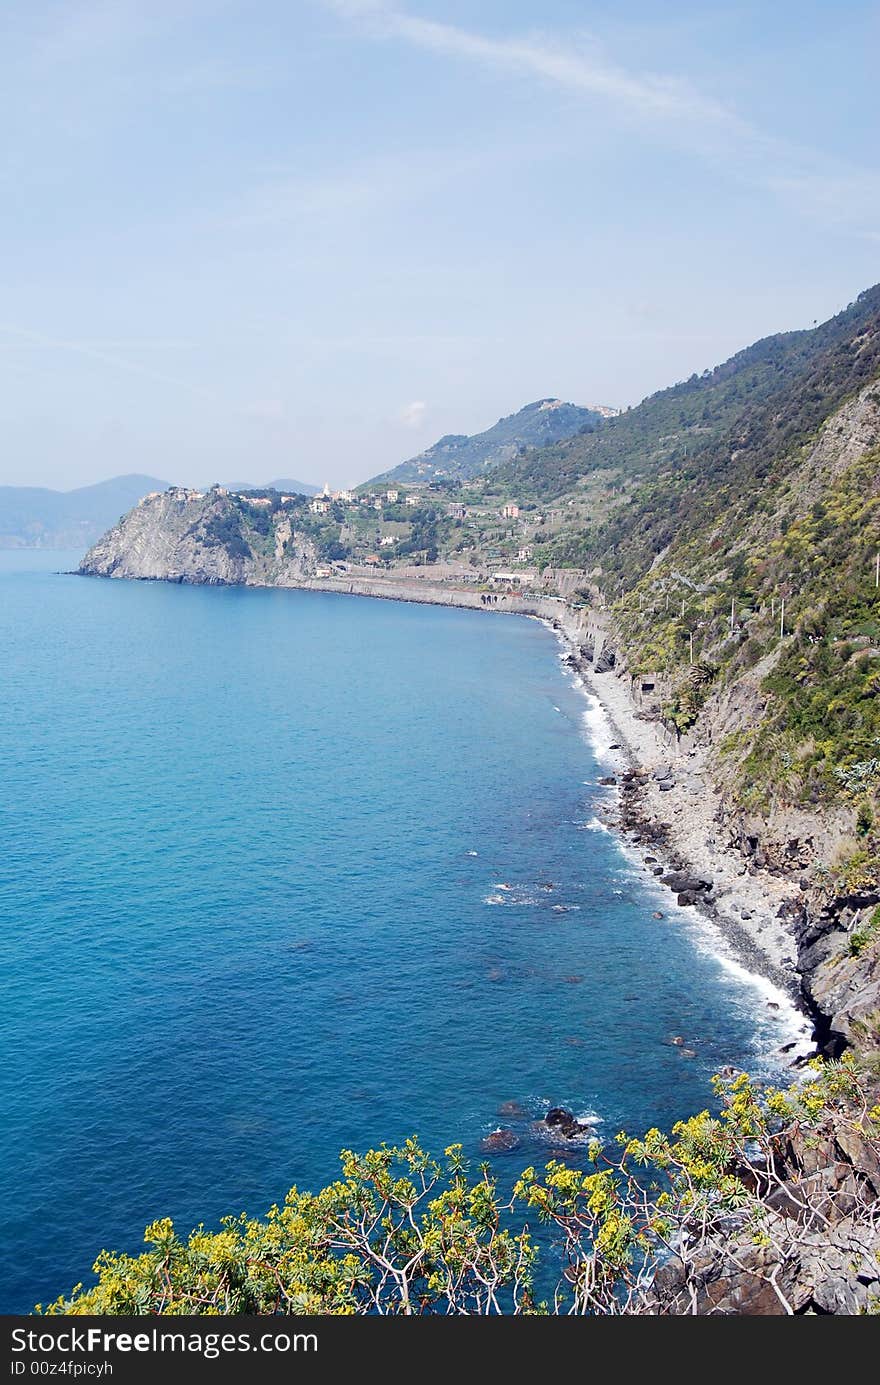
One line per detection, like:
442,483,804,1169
0,552,806,1311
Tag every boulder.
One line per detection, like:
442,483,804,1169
544,1111,591,1140
662,871,713,894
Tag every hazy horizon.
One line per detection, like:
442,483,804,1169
2,0,878,491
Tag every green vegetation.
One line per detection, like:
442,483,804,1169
371,399,604,487
849,905,880,957
488,285,880,529
39,1061,880,1316
200,510,251,561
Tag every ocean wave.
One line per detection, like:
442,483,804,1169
578,815,610,833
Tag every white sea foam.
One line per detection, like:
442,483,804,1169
579,815,610,833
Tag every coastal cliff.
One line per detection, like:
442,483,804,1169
80,487,319,585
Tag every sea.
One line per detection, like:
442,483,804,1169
0,550,809,1311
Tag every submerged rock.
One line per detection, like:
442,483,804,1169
497,1100,527,1119
480,1128,520,1154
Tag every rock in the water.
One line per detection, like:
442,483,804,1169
496,1100,527,1119
480,1128,520,1154
557,1120,590,1139
545,1107,575,1127
544,1110,590,1139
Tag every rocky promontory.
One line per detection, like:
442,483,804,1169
79,487,319,586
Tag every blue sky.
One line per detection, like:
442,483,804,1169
1,0,878,490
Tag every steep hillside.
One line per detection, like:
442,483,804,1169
0,474,169,549
370,398,614,485
483,286,880,520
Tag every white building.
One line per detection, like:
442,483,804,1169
386,489,399,502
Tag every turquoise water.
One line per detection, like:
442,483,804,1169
0,552,802,1311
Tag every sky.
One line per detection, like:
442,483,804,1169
1,0,878,492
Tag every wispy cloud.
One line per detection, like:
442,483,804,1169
399,400,426,428
0,322,214,398
319,1,880,233
321,0,747,130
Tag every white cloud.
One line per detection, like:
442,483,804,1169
399,400,426,428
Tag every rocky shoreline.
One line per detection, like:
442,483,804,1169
541,610,878,1064
544,612,803,972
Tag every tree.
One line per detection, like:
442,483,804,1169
39,1061,880,1316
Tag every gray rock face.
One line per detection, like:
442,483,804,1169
78,489,318,587
796,892,880,1057
648,1115,880,1314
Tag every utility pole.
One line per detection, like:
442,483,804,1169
689,631,694,665
680,599,686,618
780,597,785,639
730,594,735,634
875,552,879,589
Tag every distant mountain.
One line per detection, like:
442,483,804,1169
369,399,617,486
222,477,319,496
0,474,170,549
